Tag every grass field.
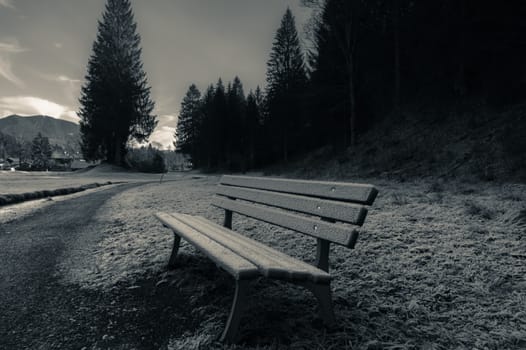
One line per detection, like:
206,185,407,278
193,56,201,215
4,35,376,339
0,165,183,195
50,174,526,350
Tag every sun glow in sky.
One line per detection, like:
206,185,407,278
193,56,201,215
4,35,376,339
0,0,310,149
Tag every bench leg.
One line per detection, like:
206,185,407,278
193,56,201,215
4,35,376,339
221,279,249,343
168,233,181,268
304,282,336,326
315,238,330,272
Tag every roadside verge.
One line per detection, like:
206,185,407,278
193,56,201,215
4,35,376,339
0,182,116,206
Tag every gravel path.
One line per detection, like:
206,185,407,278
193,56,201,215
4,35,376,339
0,183,191,350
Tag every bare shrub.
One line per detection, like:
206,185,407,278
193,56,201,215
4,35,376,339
512,208,526,226
503,194,523,202
428,181,445,193
464,200,494,220
391,192,409,205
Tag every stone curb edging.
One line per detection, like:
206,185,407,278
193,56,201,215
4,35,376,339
0,182,114,207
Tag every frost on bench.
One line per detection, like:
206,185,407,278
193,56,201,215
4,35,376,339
155,175,378,343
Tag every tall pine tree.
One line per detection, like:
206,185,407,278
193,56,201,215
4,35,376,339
266,8,307,162
211,79,228,167
198,84,216,168
79,0,156,166
246,87,264,168
175,84,202,158
226,76,246,169
310,0,361,148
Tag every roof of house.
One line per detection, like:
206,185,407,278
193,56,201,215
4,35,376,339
51,151,70,159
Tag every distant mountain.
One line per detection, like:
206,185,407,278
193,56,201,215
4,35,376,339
0,115,80,148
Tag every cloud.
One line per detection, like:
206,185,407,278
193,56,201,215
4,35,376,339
0,0,14,9
57,75,82,84
54,42,63,49
0,42,25,53
0,39,26,87
38,73,82,85
0,56,24,87
147,125,175,150
0,96,80,123
133,115,176,150
39,73,82,84
142,114,177,149
156,114,177,127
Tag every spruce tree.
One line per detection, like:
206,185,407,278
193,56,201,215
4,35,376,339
79,0,157,166
246,88,263,168
266,8,307,162
211,79,228,167
175,84,202,158
31,133,52,170
310,0,360,148
226,76,246,169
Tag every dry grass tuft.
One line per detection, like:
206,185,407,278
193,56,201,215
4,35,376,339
427,181,445,193
512,208,526,227
391,192,409,206
464,199,495,220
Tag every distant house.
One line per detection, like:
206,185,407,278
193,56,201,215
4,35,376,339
171,152,192,171
51,151,73,170
71,159,95,170
6,157,20,169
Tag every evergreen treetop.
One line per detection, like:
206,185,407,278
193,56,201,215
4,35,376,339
266,8,307,99
175,84,202,154
265,8,308,162
79,0,157,165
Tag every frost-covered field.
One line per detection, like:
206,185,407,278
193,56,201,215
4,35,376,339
57,175,526,349
0,166,182,195
0,170,104,195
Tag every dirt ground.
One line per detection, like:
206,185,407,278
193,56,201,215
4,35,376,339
46,174,526,349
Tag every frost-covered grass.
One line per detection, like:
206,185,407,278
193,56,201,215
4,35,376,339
0,164,183,195
59,175,526,349
0,170,102,194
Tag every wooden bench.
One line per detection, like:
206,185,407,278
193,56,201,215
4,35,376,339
155,175,378,343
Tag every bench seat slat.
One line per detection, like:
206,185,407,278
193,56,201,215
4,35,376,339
216,185,368,225
212,197,358,247
172,213,297,280
220,175,378,205
155,212,259,280
173,213,331,284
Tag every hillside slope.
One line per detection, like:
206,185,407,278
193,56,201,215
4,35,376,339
0,115,80,147
268,106,526,182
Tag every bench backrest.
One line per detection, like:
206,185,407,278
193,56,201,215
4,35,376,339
213,175,378,249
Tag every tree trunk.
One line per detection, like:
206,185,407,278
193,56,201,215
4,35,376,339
348,53,356,147
283,130,288,163
393,0,401,115
106,136,114,164
347,0,357,147
341,102,347,149
455,0,467,98
114,136,122,166
249,137,255,169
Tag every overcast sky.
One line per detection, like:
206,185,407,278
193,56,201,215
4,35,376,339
0,0,311,148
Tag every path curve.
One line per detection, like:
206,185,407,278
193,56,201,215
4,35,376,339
0,182,188,349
